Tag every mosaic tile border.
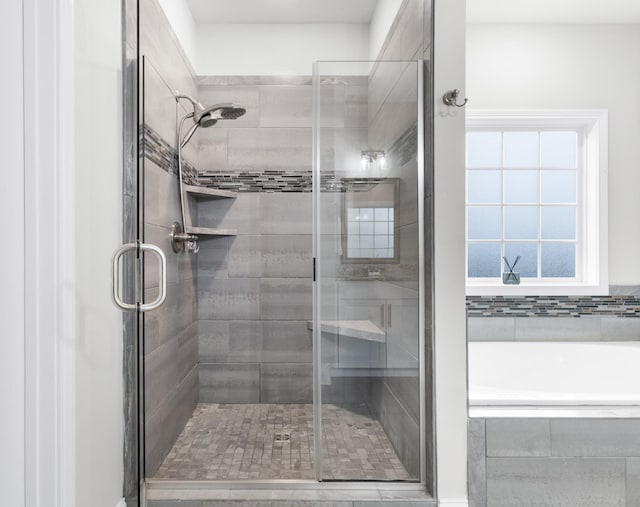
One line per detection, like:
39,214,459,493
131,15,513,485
467,295,640,318
142,123,198,184
197,170,393,193
196,123,418,193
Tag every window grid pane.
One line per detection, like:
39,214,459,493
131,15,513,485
346,207,394,260
466,127,579,281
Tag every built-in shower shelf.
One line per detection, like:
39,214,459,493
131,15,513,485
184,184,237,199
307,320,386,343
185,226,237,236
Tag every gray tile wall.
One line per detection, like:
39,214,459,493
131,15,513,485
468,316,640,342
467,291,640,343
468,417,640,507
140,0,199,476
196,188,314,404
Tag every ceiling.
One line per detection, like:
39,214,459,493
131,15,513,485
187,0,379,24
468,0,640,24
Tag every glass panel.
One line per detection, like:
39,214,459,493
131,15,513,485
541,206,576,240
542,243,576,277
504,243,538,277
504,170,538,203
467,132,502,168
504,132,539,168
360,221,373,235
468,206,501,240
468,170,501,203
316,60,421,482
468,243,501,277
541,170,576,203
504,206,538,240
541,131,577,168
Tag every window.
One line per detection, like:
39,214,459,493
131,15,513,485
466,110,608,295
346,207,395,259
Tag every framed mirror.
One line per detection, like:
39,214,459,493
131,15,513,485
341,178,399,263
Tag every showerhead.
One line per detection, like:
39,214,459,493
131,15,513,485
194,103,247,124
175,95,247,148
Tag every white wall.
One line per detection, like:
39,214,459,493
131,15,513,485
0,1,25,505
74,0,124,505
157,0,198,66
433,0,469,504
467,24,640,285
369,0,403,60
196,23,369,75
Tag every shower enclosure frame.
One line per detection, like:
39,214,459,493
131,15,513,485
123,0,434,498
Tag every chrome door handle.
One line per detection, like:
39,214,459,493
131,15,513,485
111,242,167,312
139,243,167,311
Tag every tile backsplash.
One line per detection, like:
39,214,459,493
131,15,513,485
467,289,640,342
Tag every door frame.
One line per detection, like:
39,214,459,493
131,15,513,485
22,0,77,505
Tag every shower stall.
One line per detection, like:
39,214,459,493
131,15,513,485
119,0,434,503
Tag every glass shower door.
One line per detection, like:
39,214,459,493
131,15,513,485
313,60,425,482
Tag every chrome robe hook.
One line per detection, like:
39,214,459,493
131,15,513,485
443,89,468,107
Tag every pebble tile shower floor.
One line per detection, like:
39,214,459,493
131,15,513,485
154,403,412,481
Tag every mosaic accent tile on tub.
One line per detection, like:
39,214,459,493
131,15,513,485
467,295,640,318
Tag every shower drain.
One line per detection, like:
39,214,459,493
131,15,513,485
274,432,291,443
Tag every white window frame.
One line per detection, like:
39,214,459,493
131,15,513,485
465,109,608,296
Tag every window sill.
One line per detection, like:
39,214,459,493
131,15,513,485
466,282,609,297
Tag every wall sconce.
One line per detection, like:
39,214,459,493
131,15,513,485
361,150,386,170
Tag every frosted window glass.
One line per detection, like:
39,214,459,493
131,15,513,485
541,207,575,240
347,235,359,249
361,249,374,258
504,132,538,168
504,243,538,277
467,132,502,168
541,132,577,168
504,170,538,203
374,249,389,258
359,208,373,221
541,170,576,203
360,235,374,249
468,206,501,240
374,208,388,220
375,236,389,248
348,208,358,220
349,248,361,257
389,208,394,220
504,206,538,240
468,243,501,277
374,222,388,235
468,170,501,203
360,222,374,235
348,221,360,234
541,243,576,277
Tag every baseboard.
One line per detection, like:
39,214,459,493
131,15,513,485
438,498,469,507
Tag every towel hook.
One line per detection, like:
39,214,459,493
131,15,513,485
443,89,468,108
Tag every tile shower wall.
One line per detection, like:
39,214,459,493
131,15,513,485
140,0,199,476
193,72,353,403
467,292,640,341
468,418,640,507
